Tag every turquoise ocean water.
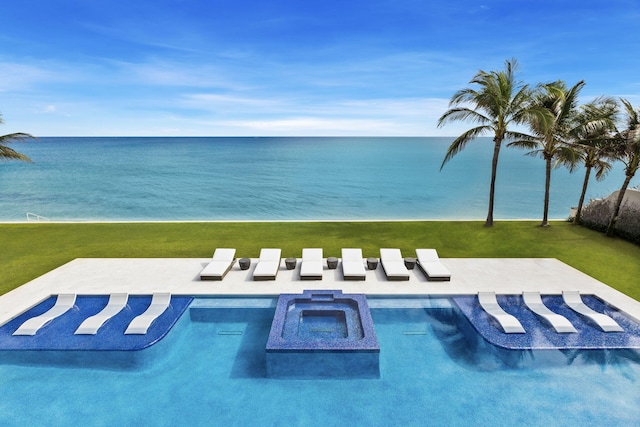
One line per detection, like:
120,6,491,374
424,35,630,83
0,136,632,221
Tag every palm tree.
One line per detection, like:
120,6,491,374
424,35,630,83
437,58,539,227
571,97,619,224
509,80,584,227
0,114,34,162
606,98,640,237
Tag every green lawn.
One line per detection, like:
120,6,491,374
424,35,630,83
2,221,639,300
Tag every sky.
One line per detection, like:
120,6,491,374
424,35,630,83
1,0,639,137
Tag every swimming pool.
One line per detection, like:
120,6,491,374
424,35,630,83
0,298,639,426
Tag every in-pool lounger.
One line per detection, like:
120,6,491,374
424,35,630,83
522,291,576,333
13,294,77,336
478,292,525,334
125,293,171,335
75,293,129,335
562,291,623,332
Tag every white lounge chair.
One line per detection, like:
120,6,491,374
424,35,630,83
13,294,77,336
523,292,577,333
341,248,366,280
562,291,624,332
253,248,282,281
125,293,171,335
380,248,410,281
415,248,451,281
300,248,323,280
75,293,129,335
200,248,236,280
478,292,525,334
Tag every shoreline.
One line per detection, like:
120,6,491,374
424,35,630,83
0,218,564,224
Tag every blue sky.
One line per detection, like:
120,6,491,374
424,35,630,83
1,0,639,136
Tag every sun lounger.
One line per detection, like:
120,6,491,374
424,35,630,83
75,293,129,335
380,248,410,281
523,291,577,333
562,291,623,332
300,248,323,280
200,248,236,280
478,292,525,334
415,248,451,281
253,248,282,281
13,294,77,336
341,248,366,280
125,293,171,335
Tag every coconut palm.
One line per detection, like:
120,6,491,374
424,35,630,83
437,58,540,227
571,97,619,224
508,80,584,227
0,114,34,162
607,98,640,237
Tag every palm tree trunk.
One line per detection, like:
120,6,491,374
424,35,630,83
541,157,551,227
485,140,502,227
574,166,591,224
606,174,633,237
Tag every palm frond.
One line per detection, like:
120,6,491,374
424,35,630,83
0,131,35,162
437,108,491,127
0,145,32,162
553,145,580,171
507,139,540,151
620,98,640,130
449,88,481,106
0,132,35,144
503,130,537,143
594,160,612,181
440,126,492,169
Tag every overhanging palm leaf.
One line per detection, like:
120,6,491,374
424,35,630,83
0,143,32,162
440,125,492,169
0,115,34,162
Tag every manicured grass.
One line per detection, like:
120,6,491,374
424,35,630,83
1,221,639,300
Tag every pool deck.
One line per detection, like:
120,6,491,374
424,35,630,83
1,257,639,326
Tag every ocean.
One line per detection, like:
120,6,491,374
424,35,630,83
0,136,631,222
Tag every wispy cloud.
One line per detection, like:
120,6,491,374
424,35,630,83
0,61,70,92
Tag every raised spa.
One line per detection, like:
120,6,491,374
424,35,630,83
266,290,379,378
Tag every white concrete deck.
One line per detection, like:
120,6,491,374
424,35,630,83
2,257,640,325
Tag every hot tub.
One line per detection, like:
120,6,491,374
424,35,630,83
266,290,379,378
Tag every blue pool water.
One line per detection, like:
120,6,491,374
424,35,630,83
0,299,639,426
0,137,632,221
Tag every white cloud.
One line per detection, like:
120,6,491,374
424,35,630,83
163,95,456,136
112,60,239,89
0,62,68,92
181,93,282,109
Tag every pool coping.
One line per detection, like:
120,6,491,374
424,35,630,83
1,257,639,329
